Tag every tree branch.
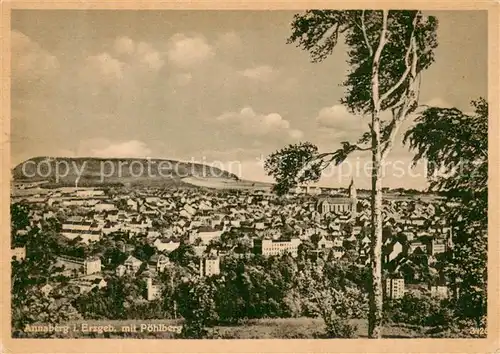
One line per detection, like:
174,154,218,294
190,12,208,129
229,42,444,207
381,34,421,161
361,10,373,57
371,10,389,109
382,84,419,161
295,142,370,182
378,12,420,106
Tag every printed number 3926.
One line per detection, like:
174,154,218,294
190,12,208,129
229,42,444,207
470,327,487,336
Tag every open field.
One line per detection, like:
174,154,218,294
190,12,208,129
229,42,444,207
182,176,272,190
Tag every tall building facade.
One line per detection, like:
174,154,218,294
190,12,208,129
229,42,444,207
385,278,405,299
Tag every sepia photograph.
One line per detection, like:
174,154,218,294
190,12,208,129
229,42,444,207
2,1,498,352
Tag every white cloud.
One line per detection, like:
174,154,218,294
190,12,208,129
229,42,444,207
140,50,164,71
316,105,364,131
78,38,165,90
84,53,126,82
216,31,242,49
114,36,135,55
423,97,453,108
239,65,277,82
167,33,215,68
86,140,152,158
112,37,164,71
216,106,303,140
11,30,59,82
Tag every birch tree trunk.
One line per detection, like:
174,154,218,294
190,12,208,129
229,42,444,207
368,10,388,339
369,122,384,338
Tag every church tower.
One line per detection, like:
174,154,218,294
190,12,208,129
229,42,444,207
348,178,357,221
348,178,357,199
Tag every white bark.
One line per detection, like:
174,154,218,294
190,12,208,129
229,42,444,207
368,9,388,339
361,10,373,56
379,13,420,105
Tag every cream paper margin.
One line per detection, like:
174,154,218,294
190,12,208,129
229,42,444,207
0,1,498,353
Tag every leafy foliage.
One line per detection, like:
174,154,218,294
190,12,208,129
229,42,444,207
264,142,322,195
384,293,444,327
404,98,488,325
12,289,82,338
289,10,438,114
264,141,363,196
11,203,30,237
176,279,219,338
404,98,487,201
292,261,368,338
266,10,439,198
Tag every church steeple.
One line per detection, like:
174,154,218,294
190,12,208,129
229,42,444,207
348,178,357,200
348,178,357,224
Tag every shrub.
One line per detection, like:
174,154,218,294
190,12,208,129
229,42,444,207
386,293,443,327
324,316,358,338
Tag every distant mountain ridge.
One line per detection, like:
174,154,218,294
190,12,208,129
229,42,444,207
12,156,239,188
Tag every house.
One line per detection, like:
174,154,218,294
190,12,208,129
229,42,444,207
61,220,102,243
333,237,344,248
145,197,162,204
183,204,196,216
153,238,180,252
40,283,54,297
116,264,126,277
94,203,116,212
62,221,92,233
409,241,426,255
106,210,119,222
43,210,56,220
353,226,362,236
54,255,101,276
123,255,143,274
189,226,223,245
93,278,107,289
316,235,334,249
102,222,119,235
146,277,161,301
127,199,138,210
11,246,26,261
70,277,107,294
430,240,447,255
385,241,404,263
80,230,102,244
430,285,449,299
148,254,170,273
331,246,345,259
254,238,302,257
147,230,161,239
83,257,102,275
199,256,220,277
385,278,405,299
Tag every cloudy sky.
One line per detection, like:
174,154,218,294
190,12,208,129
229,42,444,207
11,10,487,189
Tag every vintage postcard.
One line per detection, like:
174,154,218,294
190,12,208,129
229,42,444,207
1,0,499,353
